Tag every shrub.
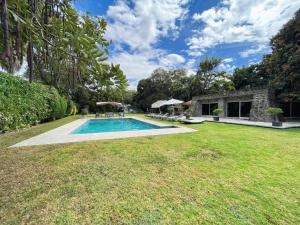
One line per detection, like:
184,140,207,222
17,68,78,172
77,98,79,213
213,108,224,116
266,107,283,115
81,108,89,115
0,72,68,132
166,106,174,114
69,101,78,116
185,108,192,115
49,89,68,120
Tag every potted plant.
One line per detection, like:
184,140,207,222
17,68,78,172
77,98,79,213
212,108,223,121
185,108,192,119
266,107,283,127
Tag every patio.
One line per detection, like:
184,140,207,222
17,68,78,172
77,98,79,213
182,117,300,129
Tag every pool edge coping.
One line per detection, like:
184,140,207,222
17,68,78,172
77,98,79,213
10,116,196,148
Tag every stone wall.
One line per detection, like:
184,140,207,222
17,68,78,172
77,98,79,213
192,88,274,122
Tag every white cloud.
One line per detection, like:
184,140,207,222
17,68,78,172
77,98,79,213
218,62,236,74
105,0,191,88
223,57,234,63
188,0,300,56
106,0,190,50
160,54,186,66
108,50,187,89
239,44,270,58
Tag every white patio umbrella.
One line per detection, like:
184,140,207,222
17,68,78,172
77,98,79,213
151,100,167,108
96,102,123,107
164,98,184,105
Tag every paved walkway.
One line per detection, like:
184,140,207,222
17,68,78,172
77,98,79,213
11,117,196,148
189,117,300,129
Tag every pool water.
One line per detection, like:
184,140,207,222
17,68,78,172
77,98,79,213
72,118,161,134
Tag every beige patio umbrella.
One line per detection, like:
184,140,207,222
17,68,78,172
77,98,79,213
96,102,123,107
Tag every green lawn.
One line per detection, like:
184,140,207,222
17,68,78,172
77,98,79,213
0,115,299,224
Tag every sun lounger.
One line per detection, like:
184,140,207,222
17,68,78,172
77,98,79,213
106,112,114,117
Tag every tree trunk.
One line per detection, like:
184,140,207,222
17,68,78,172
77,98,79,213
1,0,11,60
27,37,33,82
16,20,22,65
27,0,36,82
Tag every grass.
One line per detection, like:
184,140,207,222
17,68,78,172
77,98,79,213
0,114,299,224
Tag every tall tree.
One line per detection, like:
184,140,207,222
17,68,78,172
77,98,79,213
0,0,128,104
195,56,234,95
263,9,300,100
232,63,270,90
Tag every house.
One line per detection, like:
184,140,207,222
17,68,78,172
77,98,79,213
192,88,300,122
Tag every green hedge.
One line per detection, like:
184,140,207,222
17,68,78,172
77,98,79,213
0,72,68,132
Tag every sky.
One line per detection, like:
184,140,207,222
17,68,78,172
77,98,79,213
73,0,300,89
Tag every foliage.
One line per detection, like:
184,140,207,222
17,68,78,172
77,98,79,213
134,68,184,111
0,72,67,132
185,108,192,114
213,108,224,116
123,90,137,105
69,103,78,116
195,57,235,95
262,9,300,100
134,59,234,111
265,107,283,115
166,107,174,114
0,0,128,102
81,108,89,115
232,63,270,90
50,90,68,120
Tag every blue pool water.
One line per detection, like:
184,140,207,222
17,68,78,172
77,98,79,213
72,118,162,134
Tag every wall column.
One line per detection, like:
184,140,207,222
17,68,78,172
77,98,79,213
218,98,225,117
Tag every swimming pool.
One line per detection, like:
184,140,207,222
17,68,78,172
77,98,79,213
71,118,162,134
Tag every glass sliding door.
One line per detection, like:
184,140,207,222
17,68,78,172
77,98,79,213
209,103,218,115
202,104,209,115
292,102,300,117
241,102,252,117
202,103,219,116
280,102,300,117
227,102,239,117
280,102,291,117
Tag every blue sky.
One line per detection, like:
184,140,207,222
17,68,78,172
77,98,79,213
74,0,300,89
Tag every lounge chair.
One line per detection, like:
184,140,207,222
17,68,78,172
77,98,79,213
106,112,114,117
159,113,169,120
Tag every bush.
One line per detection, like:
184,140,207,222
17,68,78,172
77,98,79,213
0,72,68,132
266,107,283,115
213,108,223,116
69,101,78,116
81,108,89,115
50,89,68,120
185,108,192,115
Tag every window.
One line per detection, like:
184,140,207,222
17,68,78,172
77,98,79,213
202,104,209,115
292,102,300,117
227,101,252,117
280,102,291,117
209,103,218,115
280,102,300,117
227,102,239,117
241,102,252,117
202,103,218,115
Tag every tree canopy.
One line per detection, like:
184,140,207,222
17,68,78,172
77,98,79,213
134,57,235,111
232,63,270,90
263,9,300,100
0,0,128,111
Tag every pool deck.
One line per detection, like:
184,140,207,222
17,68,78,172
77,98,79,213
11,117,196,148
183,117,300,129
